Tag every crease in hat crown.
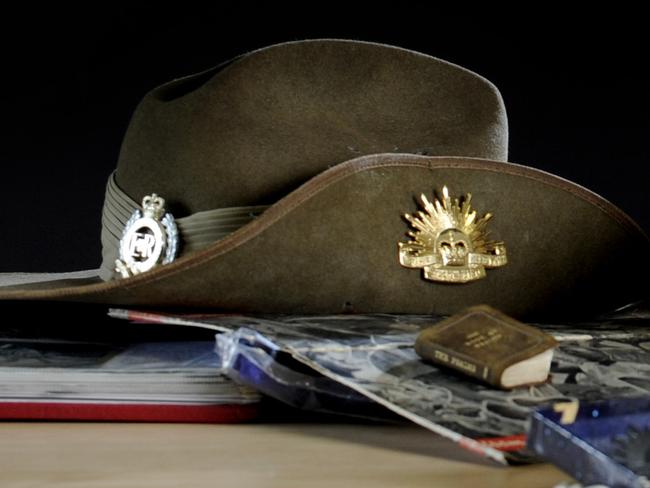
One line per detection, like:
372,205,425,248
115,38,508,213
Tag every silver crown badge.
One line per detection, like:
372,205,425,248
115,193,179,278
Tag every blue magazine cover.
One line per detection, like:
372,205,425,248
528,396,650,488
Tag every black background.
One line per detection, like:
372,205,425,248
0,6,648,273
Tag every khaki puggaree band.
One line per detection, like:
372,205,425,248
99,173,270,280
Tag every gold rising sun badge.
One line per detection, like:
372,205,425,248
398,186,507,283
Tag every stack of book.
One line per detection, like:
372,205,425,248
0,335,260,422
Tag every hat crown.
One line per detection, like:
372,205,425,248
114,40,508,215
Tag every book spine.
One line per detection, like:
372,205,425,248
415,341,499,386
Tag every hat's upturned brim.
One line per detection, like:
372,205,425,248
0,154,647,319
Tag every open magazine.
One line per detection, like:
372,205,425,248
112,308,650,464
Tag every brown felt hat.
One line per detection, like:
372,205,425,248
0,39,647,319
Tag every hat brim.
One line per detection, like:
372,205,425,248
0,154,647,319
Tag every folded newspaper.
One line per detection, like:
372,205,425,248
112,307,650,464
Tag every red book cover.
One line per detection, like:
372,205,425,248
0,401,259,422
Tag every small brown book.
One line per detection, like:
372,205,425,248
415,305,557,389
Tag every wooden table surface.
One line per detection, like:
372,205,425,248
0,422,571,487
